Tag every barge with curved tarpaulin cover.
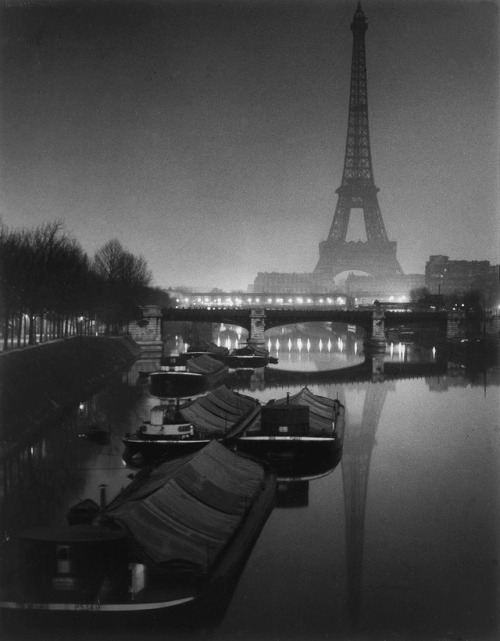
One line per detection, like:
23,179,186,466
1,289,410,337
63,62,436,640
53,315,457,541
0,442,277,631
225,344,274,370
148,354,228,399
122,386,261,464
236,387,345,461
181,342,229,362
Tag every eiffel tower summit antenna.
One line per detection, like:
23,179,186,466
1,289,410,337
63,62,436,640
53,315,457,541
314,2,403,284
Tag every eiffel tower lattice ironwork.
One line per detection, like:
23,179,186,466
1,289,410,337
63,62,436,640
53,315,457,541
314,3,403,282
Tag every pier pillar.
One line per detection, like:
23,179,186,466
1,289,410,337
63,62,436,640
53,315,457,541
128,305,163,357
249,308,266,346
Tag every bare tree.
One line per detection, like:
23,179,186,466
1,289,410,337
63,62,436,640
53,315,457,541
92,239,152,334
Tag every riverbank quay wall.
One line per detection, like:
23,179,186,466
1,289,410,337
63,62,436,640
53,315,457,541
0,336,140,452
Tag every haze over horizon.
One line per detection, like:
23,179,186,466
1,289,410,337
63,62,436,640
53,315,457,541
1,0,498,291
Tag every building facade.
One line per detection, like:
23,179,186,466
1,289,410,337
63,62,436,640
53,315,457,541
425,255,499,306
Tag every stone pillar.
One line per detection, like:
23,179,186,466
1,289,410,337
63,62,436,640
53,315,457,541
128,305,163,357
249,308,266,346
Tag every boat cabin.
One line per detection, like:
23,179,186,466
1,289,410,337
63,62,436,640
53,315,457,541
140,404,194,437
260,404,309,436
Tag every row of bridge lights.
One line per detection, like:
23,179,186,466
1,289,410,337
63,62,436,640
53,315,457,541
214,334,436,361
175,296,348,307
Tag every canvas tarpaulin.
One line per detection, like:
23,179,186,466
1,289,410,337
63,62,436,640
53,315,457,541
106,442,266,569
180,386,260,437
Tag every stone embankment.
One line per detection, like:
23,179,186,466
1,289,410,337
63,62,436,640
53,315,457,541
0,336,140,449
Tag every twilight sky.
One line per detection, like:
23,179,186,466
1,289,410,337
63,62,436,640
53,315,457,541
1,0,498,291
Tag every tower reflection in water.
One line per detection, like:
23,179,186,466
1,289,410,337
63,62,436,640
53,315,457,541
1,320,452,637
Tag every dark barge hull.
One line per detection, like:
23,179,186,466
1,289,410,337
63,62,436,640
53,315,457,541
236,434,343,461
0,469,277,633
225,355,269,369
122,434,213,464
149,371,208,399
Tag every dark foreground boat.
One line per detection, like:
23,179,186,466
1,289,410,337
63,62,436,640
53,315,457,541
149,354,228,399
181,341,229,362
122,385,261,464
225,344,275,369
0,443,277,631
236,387,345,461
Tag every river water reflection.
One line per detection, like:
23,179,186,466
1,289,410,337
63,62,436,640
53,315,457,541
1,324,499,640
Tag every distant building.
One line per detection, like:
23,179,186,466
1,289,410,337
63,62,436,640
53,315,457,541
253,272,317,294
425,255,499,305
344,273,425,305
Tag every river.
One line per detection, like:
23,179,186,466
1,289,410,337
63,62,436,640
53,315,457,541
1,323,498,641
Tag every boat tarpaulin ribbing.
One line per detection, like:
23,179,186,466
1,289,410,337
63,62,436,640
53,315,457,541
270,387,338,437
180,386,261,437
186,354,228,375
105,442,267,570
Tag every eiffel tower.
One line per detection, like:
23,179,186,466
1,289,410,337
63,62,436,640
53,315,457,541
314,3,402,284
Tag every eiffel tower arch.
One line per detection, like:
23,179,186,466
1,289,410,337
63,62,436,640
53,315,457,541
314,3,402,285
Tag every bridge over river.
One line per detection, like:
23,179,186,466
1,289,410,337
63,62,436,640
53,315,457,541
131,305,464,355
